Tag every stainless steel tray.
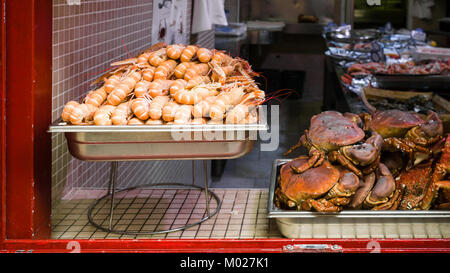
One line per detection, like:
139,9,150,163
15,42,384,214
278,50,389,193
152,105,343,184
267,159,450,219
373,74,450,93
49,120,268,161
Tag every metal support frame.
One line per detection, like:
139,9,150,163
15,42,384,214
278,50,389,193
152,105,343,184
87,160,222,235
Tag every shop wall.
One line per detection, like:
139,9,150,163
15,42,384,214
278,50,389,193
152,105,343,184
52,0,214,204
410,0,446,31
224,0,240,22
240,0,336,23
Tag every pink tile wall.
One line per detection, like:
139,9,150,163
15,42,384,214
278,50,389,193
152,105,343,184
52,0,216,203
191,29,215,48
52,0,155,202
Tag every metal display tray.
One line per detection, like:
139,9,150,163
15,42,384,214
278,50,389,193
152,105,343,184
48,120,268,161
325,29,381,44
373,74,450,93
267,159,450,219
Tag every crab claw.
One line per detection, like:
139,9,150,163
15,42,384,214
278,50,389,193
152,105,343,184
329,132,383,178
325,171,360,199
371,184,405,211
347,172,376,209
343,132,383,166
419,111,443,139
364,163,396,208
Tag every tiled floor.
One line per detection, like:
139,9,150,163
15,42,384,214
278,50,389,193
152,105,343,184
52,188,281,239
52,187,450,239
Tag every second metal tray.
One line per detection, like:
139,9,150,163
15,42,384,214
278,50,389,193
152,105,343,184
373,74,450,94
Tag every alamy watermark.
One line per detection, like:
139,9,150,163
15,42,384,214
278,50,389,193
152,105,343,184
169,105,280,152
367,0,381,6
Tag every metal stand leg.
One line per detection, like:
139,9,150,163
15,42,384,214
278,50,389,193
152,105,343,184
203,160,210,216
108,161,118,230
192,160,195,186
87,160,222,235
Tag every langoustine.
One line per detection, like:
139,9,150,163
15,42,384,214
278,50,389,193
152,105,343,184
111,102,132,125
69,103,98,125
149,95,170,120
84,86,108,107
131,97,151,120
107,69,141,105
225,90,265,124
94,105,116,125
174,105,193,124
61,43,265,127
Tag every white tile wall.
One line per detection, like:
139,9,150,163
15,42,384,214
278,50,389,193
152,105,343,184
52,0,214,204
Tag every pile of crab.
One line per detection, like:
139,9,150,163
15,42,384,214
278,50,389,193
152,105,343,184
275,108,450,212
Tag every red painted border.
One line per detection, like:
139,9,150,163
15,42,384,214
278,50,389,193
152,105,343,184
4,0,52,239
0,0,448,253
1,238,449,253
0,0,6,249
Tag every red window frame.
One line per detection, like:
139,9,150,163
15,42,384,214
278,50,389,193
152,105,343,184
0,0,448,253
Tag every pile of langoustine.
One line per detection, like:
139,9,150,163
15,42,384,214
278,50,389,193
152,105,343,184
61,43,265,126
347,59,450,77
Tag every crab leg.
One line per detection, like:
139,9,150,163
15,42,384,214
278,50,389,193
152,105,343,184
284,132,308,156
384,137,431,154
408,128,442,147
327,197,351,206
308,199,342,212
435,203,450,209
290,147,325,174
421,134,450,209
359,112,372,131
328,151,363,178
421,179,450,210
383,137,431,169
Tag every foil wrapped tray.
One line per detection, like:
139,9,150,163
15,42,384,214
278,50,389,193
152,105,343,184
325,29,381,44
48,119,268,161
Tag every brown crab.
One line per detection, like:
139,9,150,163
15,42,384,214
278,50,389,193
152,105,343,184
380,111,443,168
284,111,382,178
397,134,450,210
422,134,450,210
365,109,425,138
396,160,433,210
274,156,360,212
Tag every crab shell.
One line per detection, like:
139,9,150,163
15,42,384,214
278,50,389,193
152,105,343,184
396,161,433,210
279,156,340,204
308,111,365,151
371,110,424,138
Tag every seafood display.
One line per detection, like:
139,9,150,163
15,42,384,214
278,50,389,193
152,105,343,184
275,109,449,212
367,95,441,115
347,60,450,76
61,43,265,125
